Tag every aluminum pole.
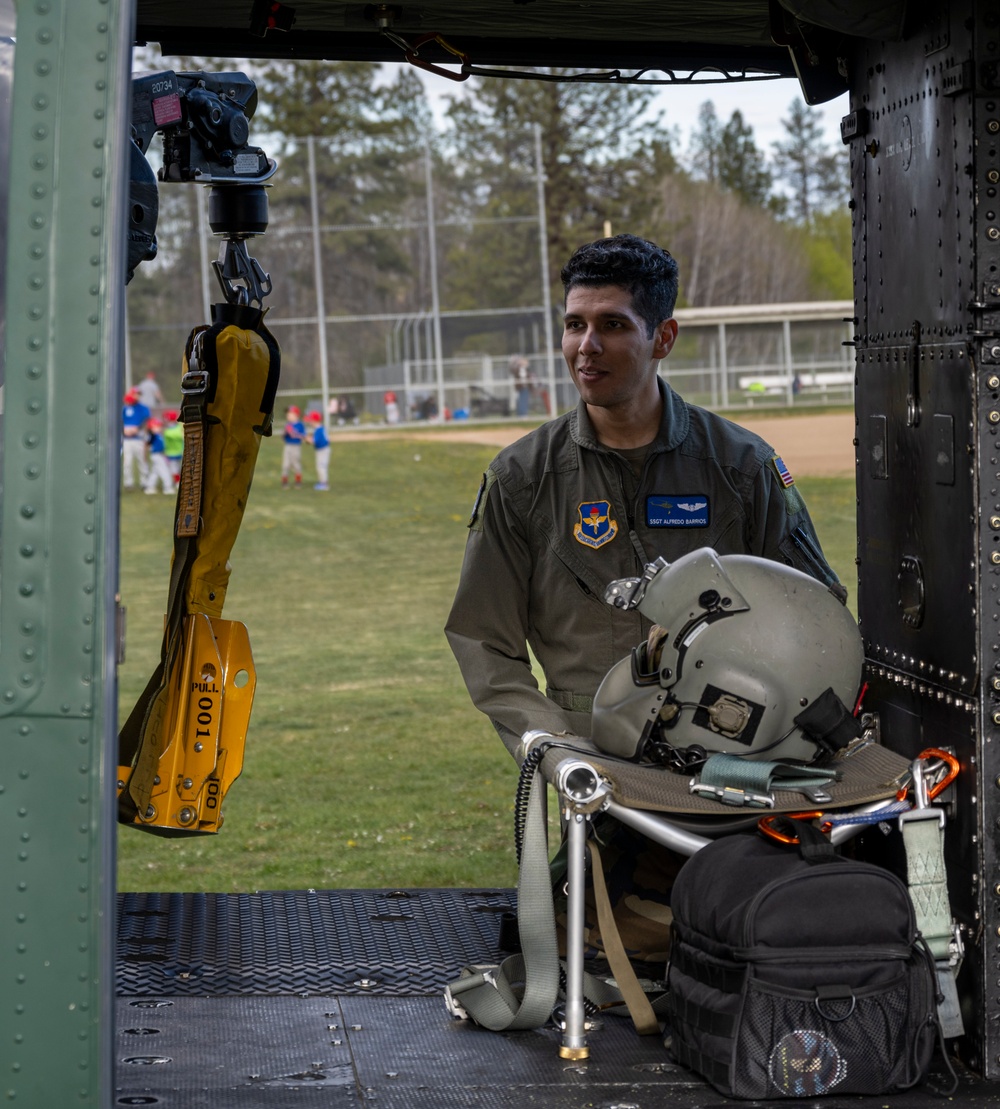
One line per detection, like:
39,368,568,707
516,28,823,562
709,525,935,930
534,124,557,418
124,299,133,391
561,810,589,1059
719,322,730,408
425,147,445,421
708,337,718,408
390,315,405,365
308,136,331,424
783,317,794,406
196,182,212,322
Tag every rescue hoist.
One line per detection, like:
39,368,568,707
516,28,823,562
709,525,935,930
117,72,279,835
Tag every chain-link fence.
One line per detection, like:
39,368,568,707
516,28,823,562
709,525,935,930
126,128,555,413
306,304,853,425
125,127,853,424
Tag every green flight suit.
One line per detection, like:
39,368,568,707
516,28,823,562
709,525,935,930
445,378,842,760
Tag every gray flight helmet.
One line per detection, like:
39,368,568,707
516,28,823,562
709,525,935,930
591,549,863,765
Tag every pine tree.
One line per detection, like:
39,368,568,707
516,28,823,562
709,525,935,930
687,100,723,183
249,61,435,382
717,109,773,207
440,71,676,298
772,98,848,223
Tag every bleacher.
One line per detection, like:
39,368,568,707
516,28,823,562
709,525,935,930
738,370,854,405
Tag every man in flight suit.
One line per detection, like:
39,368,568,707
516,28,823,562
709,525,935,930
445,234,843,761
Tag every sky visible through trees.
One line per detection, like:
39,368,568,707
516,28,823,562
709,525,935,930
412,67,848,176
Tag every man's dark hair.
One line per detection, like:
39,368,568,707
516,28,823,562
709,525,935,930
561,234,679,336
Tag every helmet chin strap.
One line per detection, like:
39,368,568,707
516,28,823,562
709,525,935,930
689,754,843,810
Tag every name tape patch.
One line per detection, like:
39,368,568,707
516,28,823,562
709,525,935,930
646,494,710,528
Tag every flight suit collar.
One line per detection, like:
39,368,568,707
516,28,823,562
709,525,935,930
571,376,689,453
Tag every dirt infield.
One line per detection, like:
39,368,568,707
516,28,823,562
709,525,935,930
335,411,855,478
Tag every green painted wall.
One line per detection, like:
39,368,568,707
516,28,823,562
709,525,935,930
0,0,132,1103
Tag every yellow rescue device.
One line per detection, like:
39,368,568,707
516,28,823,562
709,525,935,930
118,305,280,835
120,614,254,833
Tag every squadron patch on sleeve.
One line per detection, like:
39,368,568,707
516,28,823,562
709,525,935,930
573,500,619,548
646,494,710,528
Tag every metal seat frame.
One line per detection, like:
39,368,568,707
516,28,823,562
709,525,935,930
523,731,913,1060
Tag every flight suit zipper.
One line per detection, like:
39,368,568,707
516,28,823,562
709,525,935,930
610,450,653,570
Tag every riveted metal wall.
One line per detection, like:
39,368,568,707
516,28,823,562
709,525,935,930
849,0,1000,1076
0,0,132,1105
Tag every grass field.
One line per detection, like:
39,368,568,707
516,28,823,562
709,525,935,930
116,425,857,893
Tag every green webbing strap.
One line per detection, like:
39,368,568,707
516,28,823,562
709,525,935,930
900,811,952,961
899,806,964,1038
693,753,839,808
445,764,559,1030
587,838,665,1034
445,766,661,1033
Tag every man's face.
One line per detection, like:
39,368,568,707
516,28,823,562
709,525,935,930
562,285,677,413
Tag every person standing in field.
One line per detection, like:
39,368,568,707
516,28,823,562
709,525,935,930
134,370,164,416
509,355,532,417
445,234,843,759
308,411,331,491
162,409,183,484
281,404,306,489
122,389,150,491
144,417,174,495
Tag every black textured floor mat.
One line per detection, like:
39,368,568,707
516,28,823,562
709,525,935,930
115,889,989,1107
117,888,515,997
114,993,985,1109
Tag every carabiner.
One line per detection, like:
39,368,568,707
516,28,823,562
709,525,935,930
757,811,827,845
405,31,471,81
917,747,960,803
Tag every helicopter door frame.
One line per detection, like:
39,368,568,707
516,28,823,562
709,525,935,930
0,1,132,1104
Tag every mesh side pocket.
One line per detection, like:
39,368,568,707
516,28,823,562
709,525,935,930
732,971,916,1099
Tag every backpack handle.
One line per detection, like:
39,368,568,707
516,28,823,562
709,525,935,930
761,816,839,864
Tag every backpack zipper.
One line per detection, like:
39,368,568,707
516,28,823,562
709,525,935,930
734,944,912,964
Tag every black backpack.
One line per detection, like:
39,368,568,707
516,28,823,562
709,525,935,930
665,821,942,1099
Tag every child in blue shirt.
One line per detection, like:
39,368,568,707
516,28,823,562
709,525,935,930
307,412,331,491
122,389,151,490
281,405,306,488
144,418,174,494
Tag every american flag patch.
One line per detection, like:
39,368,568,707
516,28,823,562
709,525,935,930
772,455,795,488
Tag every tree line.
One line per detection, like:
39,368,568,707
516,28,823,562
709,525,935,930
127,56,853,393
